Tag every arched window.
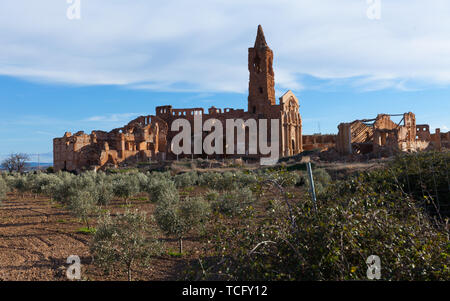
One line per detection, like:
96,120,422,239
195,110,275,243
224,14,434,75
253,55,262,74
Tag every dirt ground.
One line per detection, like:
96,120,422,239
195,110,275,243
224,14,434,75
0,194,196,281
315,160,387,180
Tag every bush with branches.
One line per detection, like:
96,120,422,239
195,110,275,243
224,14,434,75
91,209,163,281
67,188,100,230
198,172,223,190
192,159,450,281
52,172,77,204
212,187,254,217
10,174,31,197
146,177,178,204
155,196,210,253
112,174,140,203
174,171,199,188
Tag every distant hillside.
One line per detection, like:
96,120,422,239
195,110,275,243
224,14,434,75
27,162,53,170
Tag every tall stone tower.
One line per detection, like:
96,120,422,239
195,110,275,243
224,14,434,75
248,25,276,114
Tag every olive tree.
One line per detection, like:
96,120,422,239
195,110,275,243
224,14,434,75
173,171,199,188
51,172,77,204
146,177,178,204
11,174,31,198
27,172,53,198
94,179,115,206
67,189,99,230
91,209,163,281
112,175,140,203
155,196,210,253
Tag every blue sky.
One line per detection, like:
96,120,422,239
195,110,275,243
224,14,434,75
0,1,449,162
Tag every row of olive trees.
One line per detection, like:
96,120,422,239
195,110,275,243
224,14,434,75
1,167,326,280
0,168,318,233
0,170,204,280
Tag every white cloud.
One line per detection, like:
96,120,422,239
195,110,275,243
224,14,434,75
83,113,143,123
429,125,450,132
1,0,450,93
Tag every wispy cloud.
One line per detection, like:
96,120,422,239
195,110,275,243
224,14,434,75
83,113,143,123
1,1,450,93
35,131,55,136
429,125,450,132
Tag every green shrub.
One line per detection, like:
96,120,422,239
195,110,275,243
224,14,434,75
94,180,115,206
27,172,61,197
0,176,8,203
155,196,210,253
216,172,236,190
198,172,223,189
67,189,99,229
205,190,220,202
146,177,178,204
174,171,199,188
234,171,258,187
52,172,77,204
11,174,30,197
112,174,140,203
386,151,450,218
196,164,450,281
91,209,163,281
135,172,150,192
212,188,254,217
302,168,332,195
198,171,257,191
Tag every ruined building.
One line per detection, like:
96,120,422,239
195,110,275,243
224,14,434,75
336,112,448,155
53,26,303,172
302,134,337,152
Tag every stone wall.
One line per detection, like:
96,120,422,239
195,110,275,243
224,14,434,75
336,121,374,154
53,116,167,172
302,134,337,151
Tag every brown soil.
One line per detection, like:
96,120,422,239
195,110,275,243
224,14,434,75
0,194,198,281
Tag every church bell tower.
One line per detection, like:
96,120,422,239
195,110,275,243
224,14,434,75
248,25,276,114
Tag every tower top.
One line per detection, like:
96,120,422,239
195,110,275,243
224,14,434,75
248,25,276,111
254,25,268,48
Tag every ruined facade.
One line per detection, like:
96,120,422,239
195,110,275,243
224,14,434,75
302,134,337,152
336,112,448,155
54,116,168,172
53,26,303,172
417,125,450,151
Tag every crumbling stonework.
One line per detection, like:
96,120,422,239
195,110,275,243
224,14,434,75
53,25,303,172
54,116,168,172
418,126,450,151
302,134,337,151
336,112,447,156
